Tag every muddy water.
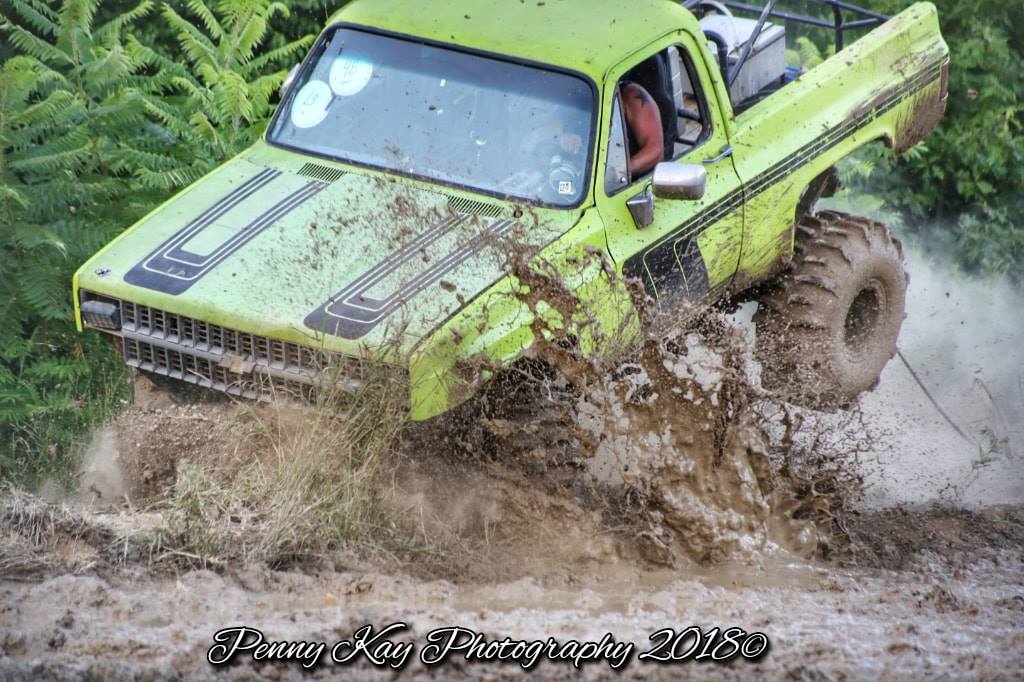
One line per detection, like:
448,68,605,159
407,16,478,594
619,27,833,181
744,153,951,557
5,329,1018,680
2,511,1021,680
575,330,817,566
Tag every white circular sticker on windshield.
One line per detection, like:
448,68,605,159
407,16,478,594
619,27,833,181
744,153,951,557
290,80,332,128
329,57,373,96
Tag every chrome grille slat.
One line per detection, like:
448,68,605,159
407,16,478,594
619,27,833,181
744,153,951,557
116,300,362,402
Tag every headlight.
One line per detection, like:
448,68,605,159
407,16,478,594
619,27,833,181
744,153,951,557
81,299,121,331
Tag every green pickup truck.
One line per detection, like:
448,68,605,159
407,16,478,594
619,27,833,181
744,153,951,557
74,0,949,419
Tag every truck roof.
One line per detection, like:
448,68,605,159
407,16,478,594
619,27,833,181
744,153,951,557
328,0,698,82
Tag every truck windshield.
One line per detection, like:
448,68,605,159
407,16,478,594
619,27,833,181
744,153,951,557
268,28,595,207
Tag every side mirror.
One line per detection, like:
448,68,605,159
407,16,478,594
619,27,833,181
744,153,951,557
280,64,301,98
652,162,707,201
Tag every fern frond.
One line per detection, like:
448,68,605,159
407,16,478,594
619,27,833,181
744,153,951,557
9,143,92,174
233,14,268,63
24,357,89,382
6,90,76,130
7,0,58,36
0,186,29,209
247,71,282,105
3,22,74,65
9,224,69,258
136,92,203,142
56,0,100,40
186,0,223,41
188,109,222,147
124,35,189,78
212,68,254,124
162,3,220,67
240,35,313,76
93,0,152,44
109,145,183,173
81,43,137,94
134,163,209,191
265,2,290,21
16,265,71,320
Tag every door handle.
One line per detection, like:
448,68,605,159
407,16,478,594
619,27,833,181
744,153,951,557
702,145,734,164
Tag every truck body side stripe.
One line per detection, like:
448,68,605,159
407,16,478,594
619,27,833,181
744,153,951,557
624,60,943,299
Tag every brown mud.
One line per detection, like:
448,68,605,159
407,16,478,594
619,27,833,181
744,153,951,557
2,216,1022,678
6,309,1020,680
1,496,1021,680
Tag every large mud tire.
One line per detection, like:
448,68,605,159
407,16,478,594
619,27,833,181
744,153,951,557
754,210,907,410
477,361,592,475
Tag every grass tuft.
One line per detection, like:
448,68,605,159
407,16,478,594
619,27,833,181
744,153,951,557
159,356,410,568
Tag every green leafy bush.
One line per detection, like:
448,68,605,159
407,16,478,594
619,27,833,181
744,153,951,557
0,0,161,484
0,0,315,485
843,0,1024,279
126,0,314,187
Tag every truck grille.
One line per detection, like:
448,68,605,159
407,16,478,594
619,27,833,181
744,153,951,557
114,299,362,402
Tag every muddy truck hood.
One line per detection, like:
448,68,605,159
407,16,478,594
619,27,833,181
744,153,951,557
75,147,580,357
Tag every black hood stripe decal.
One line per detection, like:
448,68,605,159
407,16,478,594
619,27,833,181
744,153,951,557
139,168,279,266
305,215,517,340
125,170,326,295
337,214,470,299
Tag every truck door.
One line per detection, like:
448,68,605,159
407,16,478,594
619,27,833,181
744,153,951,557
598,33,743,304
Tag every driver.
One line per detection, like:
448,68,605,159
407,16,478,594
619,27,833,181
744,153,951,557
512,110,586,201
520,112,584,159
621,81,665,176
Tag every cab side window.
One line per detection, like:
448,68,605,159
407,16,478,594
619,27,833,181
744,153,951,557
605,44,711,195
666,46,710,153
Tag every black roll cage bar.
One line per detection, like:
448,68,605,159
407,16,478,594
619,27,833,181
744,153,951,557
681,0,890,89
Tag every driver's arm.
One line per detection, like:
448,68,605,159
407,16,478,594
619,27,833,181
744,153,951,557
622,83,665,177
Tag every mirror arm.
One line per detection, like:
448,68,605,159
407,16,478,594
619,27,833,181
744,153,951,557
626,183,655,228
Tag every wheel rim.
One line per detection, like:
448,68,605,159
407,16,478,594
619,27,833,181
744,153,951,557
844,279,886,355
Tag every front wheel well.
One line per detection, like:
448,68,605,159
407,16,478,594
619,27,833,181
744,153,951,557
797,166,843,222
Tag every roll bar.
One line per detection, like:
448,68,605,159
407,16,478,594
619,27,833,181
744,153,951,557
681,0,891,87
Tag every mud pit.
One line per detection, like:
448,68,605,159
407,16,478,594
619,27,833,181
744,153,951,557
1,502,1022,680
3,256,1023,679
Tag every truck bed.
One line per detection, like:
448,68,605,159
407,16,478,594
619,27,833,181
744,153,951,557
725,2,949,284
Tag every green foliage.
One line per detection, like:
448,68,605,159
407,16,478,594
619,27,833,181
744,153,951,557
262,0,337,51
126,0,315,186
841,0,1024,280
0,0,158,485
786,35,833,69
0,0,313,486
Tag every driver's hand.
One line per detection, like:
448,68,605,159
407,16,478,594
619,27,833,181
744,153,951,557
559,133,582,155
